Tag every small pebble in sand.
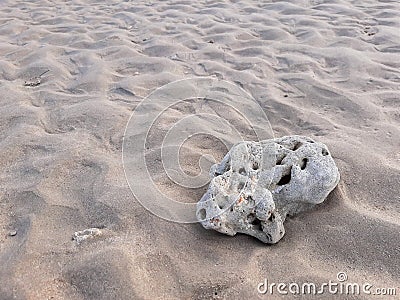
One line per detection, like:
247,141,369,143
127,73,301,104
8,230,17,237
72,228,102,245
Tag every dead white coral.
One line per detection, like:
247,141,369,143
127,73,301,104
196,135,340,244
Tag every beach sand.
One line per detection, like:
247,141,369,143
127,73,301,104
0,0,399,299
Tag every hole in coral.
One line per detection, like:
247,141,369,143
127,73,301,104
199,208,206,220
254,221,263,231
247,213,256,222
278,174,291,185
252,162,259,170
238,167,246,175
322,148,329,156
277,167,292,185
292,142,302,151
247,213,262,231
276,155,286,165
300,158,308,170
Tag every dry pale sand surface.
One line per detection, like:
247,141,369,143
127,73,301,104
0,0,399,299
